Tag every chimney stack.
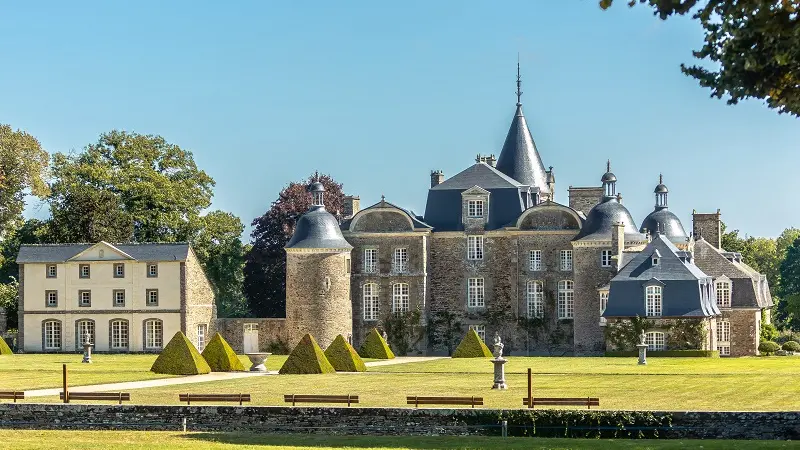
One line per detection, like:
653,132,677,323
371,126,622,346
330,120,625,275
692,209,722,249
343,195,360,219
430,170,444,188
611,221,625,272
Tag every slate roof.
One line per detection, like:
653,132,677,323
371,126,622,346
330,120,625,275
286,206,353,250
573,197,645,242
430,162,525,191
495,104,550,194
16,243,191,263
340,199,432,230
640,208,688,245
692,238,772,308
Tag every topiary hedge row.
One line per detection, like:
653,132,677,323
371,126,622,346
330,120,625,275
358,328,395,359
0,336,12,355
452,329,493,358
151,331,212,375
201,333,245,372
279,334,335,375
759,341,781,355
604,350,719,357
324,335,366,372
781,340,800,352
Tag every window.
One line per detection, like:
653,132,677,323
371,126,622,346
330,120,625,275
716,280,731,308
526,281,544,318
467,199,485,218
197,324,208,351
144,319,163,350
46,265,57,278
113,290,126,307
392,248,408,273
45,290,58,308
147,263,158,278
599,291,609,325
345,257,351,274
469,324,486,341
392,283,410,312
146,289,159,306
43,320,61,350
529,250,542,271
601,250,612,268
557,280,574,319
362,283,379,321
79,264,90,279
363,249,378,273
717,319,731,356
467,236,484,260
114,263,125,278
467,278,485,307
75,319,95,350
79,290,91,307
645,331,666,351
560,250,573,271
110,319,129,350
719,345,730,356
645,286,662,317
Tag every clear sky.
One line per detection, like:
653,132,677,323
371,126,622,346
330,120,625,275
1,1,797,239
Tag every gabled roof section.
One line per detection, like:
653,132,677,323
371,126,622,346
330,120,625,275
617,234,708,281
16,243,191,263
431,162,525,191
341,198,432,232
495,104,550,193
68,241,135,261
461,185,491,196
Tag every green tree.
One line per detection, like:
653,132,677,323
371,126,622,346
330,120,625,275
600,1,800,116
0,125,50,237
777,228,800,257
427,310,463,356
778,237,800,330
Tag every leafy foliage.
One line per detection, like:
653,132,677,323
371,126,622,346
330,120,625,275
150,331,211,375
0,125,50,238
266,339,291,355
665,319,707,350
200,332,245,372
427,310,463,356
498,409,672,439
600,1,800,116
452,329,493,358
0,335,12,355
244,173,345,317
324,334,366,372
358,328,395,359
758,340,781,355
604,317,653,351
781,340,800,352
278,334,335,375
778,237,800,329
381,310,424,356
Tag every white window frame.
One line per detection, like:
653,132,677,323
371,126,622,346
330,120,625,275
526,281,544,318
43,320,61,350
114,263,125,278
557,280,574,319
467,277,485,308
197,324,208,352
645,331,666,351
113,290,126,307
467,199,485,218
560,250,573,271
716,319,731,357
45,290,58,308
645,285,663,317
715,279,731,308
467,236,484,260
392,248,408,273
79,264,90,279
529,250,542,271
392,283,410,313
146,289,159,307
363,248,378,273
599,290,609,325
75,319,94,350
110,319,129,350
144,319,163,349
147,263,159,278
47,264,57,278
469,324,486,341
600,250,612,268
362,283,379,321
79,290,91,307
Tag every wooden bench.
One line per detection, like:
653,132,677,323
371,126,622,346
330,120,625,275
522,397,600,409
179,393,251,405
59,392,130,404
407,396,484,408
283,394,359,407
0,391,24,403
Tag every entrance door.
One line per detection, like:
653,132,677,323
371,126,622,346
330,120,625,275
243,323,259,353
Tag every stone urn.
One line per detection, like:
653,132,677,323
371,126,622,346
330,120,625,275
245,353,271,372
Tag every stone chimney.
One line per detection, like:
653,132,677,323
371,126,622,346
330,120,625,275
611,221,625,272
568,186,604,217
475,154,497,167
430,170,444,188
343,196,360,219
693,209,722,249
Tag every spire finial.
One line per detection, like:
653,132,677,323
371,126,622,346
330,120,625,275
516,54,523,106
606,160,611,173
659,173,663,184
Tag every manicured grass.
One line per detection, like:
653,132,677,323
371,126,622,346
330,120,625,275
0,431,797,449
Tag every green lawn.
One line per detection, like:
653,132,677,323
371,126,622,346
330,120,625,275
0,431,797,449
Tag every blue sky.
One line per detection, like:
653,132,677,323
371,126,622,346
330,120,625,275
1,1,797,239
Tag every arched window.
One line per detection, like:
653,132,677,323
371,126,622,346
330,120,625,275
110,319,129,351
42,319,62,351
645,286,662,317
645,331,665,351
75,319,95,351
143,319,163,350
557,280,574,319
715,279,731,307
526,281,544,318
392,283,409,313
363,283,379,321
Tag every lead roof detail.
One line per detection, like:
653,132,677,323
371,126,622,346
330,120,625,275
286,183,353,250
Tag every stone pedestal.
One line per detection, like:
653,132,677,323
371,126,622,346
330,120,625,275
81,334,93,364
491,357,508,390
246,353,271,372
637,344,648,365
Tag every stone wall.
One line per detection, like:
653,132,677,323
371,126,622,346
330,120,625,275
693,210,722,249
568,187,603,216
183,249,217,350
0,307,6,333
1,404,799,440
724,308,760,357
572,245,615,355
215,318,286,354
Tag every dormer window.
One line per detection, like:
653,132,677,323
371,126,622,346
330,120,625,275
652,257,659,266
651,250,661,266
467,200,484,218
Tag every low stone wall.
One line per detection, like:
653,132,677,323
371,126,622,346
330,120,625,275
0,404,799,440
214,318,286,354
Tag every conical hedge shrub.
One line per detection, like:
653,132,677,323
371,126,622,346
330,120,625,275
0,336,12,355
151,331,211,375
279,334,335,374
201,332,245,372
358,328,395,359
324,335,366,372
452,329,493,358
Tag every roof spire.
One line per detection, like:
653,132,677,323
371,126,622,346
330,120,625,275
516,53,523,106
659,173,663,185
607,159,611,173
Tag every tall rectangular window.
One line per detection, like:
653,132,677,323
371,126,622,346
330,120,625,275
526,281,544,318
144,319,163,349
467,236,484,260
46,265,57,278
717,319,731,356
557,280,574,319
467,199,485,218
392,248,408,273
529,250,542,271
716,280,731,307
43,320,61,350
467,277,485,308
79,290,91,307
110,319,129,350
469,324,486,341
600,250,612,267
560,250,573,271
147,263,159,278
392,283,410,312
599,291,609,324
363,248,378,273
114,263,125,278
79,264,90,279
197,324,208,352
362,283,379,321
75,320,94,350
113,290,126,307
146,289,159,307
45,290,58,308
645,286,663,317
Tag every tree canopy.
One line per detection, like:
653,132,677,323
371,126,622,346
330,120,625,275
600,0,800,116
0,125,49,238
779,237,800,329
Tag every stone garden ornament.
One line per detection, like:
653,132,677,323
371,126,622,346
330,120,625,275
491,332,507,389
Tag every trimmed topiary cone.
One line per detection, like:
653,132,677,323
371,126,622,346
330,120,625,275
279,334,335,375
358,328,395,359
0,336,12,355
201,332,245,372
151,331,211,375
324,335,366,372
452,329,493,358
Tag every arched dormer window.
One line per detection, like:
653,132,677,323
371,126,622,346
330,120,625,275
651,249,661,266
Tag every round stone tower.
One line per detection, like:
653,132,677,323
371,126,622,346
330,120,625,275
284,182,353,349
